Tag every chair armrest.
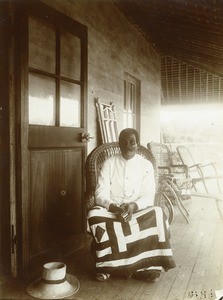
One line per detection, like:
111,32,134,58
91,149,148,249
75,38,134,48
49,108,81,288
159,173,174,182
200,162,222,174
170,163,188,168
198,162,221,177
169,164,189,177
189,164,202,168
86,194,95,211
158,166,172,174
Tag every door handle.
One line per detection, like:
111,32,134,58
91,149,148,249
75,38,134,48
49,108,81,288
81,133,94,142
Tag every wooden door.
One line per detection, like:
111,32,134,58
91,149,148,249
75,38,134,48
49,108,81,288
15,1,88,276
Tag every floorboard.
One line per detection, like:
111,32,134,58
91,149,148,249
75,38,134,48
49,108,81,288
0,195,223,300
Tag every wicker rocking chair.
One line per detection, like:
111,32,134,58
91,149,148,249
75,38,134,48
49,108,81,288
148,142,191,223
85,142,174,224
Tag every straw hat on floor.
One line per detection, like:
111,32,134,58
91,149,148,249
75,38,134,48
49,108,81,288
26,262,80,299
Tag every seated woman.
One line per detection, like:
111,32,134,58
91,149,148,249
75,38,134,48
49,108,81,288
87,128,176,282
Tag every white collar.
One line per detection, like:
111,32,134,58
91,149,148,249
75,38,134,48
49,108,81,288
120,153,138,164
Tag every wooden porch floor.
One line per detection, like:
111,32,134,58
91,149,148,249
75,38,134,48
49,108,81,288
1,195,223,300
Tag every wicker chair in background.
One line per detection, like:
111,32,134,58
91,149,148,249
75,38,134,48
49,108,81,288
148,142,191,223
85,142,174,224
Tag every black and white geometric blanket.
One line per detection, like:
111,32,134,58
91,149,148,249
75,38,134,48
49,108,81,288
87,206,176,276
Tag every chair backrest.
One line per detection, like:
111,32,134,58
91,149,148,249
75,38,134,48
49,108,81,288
95,98,119,143
147,142,173,167
177,145,196,167
85,142,158,210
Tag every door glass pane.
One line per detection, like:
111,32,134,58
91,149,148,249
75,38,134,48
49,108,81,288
29,17,56,73
60,82,81,127
29,74,55,125
61,32,81,80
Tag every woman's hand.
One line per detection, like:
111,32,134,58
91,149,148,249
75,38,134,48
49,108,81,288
108,204,125,222
119,202,138,222
109,202,138,222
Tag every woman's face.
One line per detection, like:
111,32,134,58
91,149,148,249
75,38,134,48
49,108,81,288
119,133,138,160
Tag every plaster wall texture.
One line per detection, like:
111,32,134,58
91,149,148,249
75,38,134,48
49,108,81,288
42,0,161,152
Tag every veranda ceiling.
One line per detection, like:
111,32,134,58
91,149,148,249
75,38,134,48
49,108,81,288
116,0,223,104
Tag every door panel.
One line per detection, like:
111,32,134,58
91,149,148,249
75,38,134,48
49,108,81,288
16,1,88,275
29,149,83,257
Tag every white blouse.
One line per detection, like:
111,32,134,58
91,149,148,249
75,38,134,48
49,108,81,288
95,153,156,210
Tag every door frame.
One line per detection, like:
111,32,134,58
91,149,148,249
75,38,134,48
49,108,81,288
0,0,17,277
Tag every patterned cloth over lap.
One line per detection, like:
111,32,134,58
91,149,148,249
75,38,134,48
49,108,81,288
88,206,176,276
